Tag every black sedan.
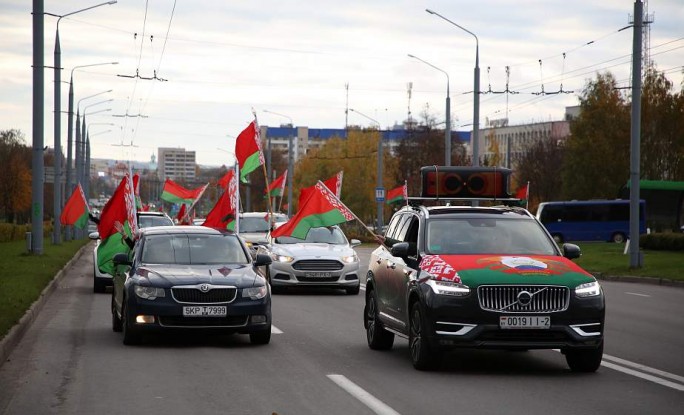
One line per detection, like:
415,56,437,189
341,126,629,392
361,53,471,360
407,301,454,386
111,226,272,345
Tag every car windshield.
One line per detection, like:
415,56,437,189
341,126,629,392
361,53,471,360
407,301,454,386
141,234,249,264
426,217,556,255
138,215,173,228
276,226,347,245
240,215,288,233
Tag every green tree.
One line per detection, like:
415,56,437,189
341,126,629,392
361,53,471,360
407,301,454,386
516,138,565,209
562,73,630,199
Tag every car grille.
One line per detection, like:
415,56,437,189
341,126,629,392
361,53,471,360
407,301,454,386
295,276,340,283
158,316,248,327
292,260,344,271
478,285,569,313
171,286,237,304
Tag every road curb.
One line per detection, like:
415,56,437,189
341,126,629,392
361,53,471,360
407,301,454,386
0,242,92,369
593,272,684,288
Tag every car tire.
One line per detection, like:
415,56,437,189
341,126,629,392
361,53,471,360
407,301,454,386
122,302,142,345
111,294,122,333
364,289,394,350
564,341,603,373
409,302,439,370
249,325,271,345
345,284,360,295
611,232,626,243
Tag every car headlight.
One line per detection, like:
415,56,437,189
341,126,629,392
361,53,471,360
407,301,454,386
575,281,602,297
134,285,166,300
243,285,268,300
426,279,470,297
341,253,358,264
274,254,294,263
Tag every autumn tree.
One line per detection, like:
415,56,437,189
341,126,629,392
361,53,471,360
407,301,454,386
641,68,684,180
0,129,32,223
561,72,630,199
516,138,565,209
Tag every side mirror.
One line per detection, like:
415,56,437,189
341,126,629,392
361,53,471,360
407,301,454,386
562,243,581,260
350,239,361,248
88,231,100,240
390,242,410,258
254,253,272,267
112,252,132,266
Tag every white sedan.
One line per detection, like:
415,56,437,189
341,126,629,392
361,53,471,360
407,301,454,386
257,225,361,295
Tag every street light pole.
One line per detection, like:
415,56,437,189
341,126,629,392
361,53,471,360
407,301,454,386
31,0,45,254
408,54,451,165
263,110,294,217
350,108,383,230
65,66,116,241
426,9,479,168
47,1,117,245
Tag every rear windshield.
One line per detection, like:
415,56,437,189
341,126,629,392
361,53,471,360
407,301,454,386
141,234,249,264
138,215,173,228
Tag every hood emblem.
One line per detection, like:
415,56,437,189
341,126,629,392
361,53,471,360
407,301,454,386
199,284,210,293
517,290,532,306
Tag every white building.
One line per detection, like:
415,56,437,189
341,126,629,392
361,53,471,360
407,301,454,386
157,147,196,181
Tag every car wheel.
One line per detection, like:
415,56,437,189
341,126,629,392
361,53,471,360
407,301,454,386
249,325,271,345
364,289,394,350
122,302,142,345
611,232,626,243
552,234,564,244
409,302,439,370
111,294,122,332
564,341,603,373
345,284,360,295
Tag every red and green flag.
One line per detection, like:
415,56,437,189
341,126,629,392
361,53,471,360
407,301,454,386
133,173,143,210
515,182,530,209
265,169,287,198
96,175,138,276
203,170,239,231
161,179,206,205
297,171,343,209
60,183,89,229
272,181,355,240
386,183,408,205
234,119,264,183
218,169,235,189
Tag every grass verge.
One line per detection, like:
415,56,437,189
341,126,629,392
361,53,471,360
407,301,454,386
0,238,89,340
573,242,683,282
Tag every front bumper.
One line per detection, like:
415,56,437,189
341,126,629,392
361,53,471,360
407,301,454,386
269,260,360,289
125,290,271,335
420,287,605,351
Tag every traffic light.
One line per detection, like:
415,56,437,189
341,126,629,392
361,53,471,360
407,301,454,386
420,166,512,198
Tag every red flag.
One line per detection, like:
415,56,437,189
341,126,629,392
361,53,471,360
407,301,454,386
515,183,529,201
161,179,206,205
272,181,355,239
386,183,408,205
203,170,239,231
218,169,235,189
60,183,89,228
234,119,264,182
132,173,142,210
298,171,343,209
176,204,188,224
98,175,137,240
265,169,287,197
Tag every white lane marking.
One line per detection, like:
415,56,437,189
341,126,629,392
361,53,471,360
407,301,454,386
600,361,684,392
327,374,401,415
625,292,650,297
602,354,684,384
271,325,283,334
553,350,684,391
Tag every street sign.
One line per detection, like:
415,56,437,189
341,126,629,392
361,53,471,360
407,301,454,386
375,187,385,202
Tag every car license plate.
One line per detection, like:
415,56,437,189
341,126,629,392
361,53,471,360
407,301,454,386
499,315,550,329
183,306,227,317
304,272,332,278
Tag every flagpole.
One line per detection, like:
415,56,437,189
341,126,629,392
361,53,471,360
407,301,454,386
235,161,240,232
526,181,530,210
405,180,409,207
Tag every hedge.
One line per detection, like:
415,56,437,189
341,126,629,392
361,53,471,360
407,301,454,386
0,222,54,243
639,232,684,251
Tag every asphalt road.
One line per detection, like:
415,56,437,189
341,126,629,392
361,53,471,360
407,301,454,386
0,246,682,414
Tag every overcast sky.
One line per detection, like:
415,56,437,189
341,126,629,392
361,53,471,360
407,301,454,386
1,0,682,166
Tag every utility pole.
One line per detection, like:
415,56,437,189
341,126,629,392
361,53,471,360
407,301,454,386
629,0,644,268
31,0,45,254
